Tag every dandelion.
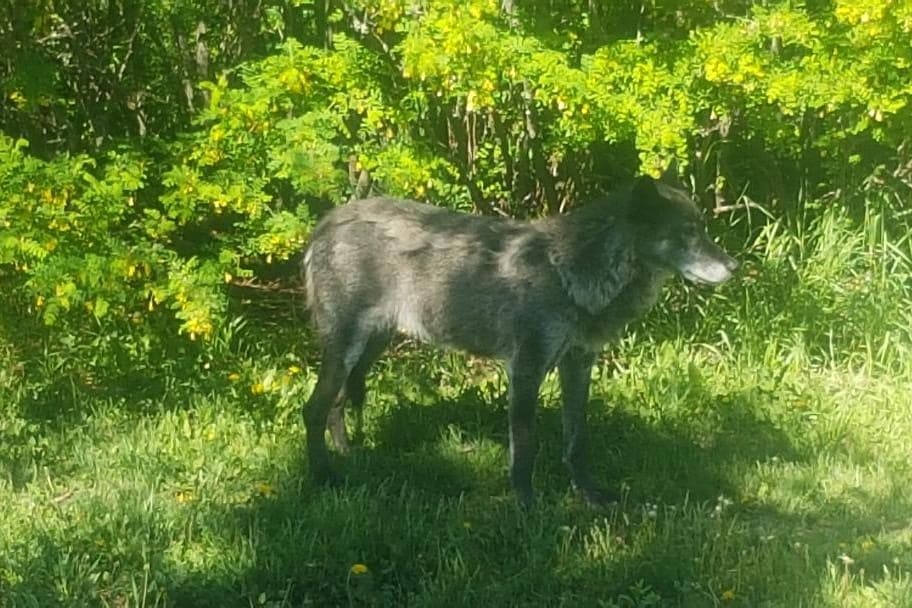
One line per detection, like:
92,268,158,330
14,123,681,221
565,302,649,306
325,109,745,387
721,589,736,601
287,365,302,376
350,563,369,575
251,382,266,395
255,481,276,497
228,372,240,382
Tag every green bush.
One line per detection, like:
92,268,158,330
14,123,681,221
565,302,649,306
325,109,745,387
2,0,911,355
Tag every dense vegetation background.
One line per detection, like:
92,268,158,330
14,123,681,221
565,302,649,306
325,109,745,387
2,1,912,606
3,0,911,346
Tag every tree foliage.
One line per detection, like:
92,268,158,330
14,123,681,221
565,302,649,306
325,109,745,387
2,0,911,347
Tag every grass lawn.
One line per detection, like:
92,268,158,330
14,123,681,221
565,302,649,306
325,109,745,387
2,207,911,607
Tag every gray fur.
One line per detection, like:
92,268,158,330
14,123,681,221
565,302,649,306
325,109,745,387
301,174,738,506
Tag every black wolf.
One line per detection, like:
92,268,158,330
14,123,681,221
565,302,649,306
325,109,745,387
301,171,737,506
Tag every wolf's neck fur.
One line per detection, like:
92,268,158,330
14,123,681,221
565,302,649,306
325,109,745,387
545,201,653,315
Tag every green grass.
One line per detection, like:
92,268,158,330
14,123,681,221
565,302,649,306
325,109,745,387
2,204,912,607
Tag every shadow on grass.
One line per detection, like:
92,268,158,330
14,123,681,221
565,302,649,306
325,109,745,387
353,379,802,507
148,382,885,607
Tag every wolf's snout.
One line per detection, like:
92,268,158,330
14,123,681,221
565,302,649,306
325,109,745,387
678,248,737,286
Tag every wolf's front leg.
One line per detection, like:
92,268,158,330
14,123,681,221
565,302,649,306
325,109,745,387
506,347,549,507
558,348,617,507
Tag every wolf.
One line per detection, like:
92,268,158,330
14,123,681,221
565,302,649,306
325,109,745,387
301,170,738,506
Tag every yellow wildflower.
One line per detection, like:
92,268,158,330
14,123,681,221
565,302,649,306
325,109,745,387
255,481,276,497
9,90,26,106
350,563,369,575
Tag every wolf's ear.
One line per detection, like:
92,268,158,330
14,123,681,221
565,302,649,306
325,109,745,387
630,175,663,224
632,174,658,200
659,159,679,185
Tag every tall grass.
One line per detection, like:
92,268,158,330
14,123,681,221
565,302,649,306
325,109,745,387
645,195,912,375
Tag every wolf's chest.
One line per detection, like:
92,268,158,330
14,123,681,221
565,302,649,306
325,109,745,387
574,270,670,347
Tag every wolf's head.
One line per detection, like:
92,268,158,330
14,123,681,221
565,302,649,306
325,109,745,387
628,171,738,285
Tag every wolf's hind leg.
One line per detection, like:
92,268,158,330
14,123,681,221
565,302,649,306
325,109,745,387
304,351,349,485
327,331,391,452
304,327,368,484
